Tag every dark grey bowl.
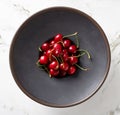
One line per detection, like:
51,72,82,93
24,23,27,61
9,7,111,108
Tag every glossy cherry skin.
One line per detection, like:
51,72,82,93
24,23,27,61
62,49,68,55
53,43,62,56
54,34,63,43
45,49,52,57
60,62,69,71
53,43,62,51
41,42,49,51
63,53,69,62
69,56,78,65
50,40,55,46
49,69,59,77
60,70,67,77
49,60,59,70
53,50,61,57
68,45,77,53
63,39,71,48
39,55,48,64
68,65,76,75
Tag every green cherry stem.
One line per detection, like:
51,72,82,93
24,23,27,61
36,61,47,70
75,34,79,48
60,55,63,62
75,64,88,71
36,61,43,67
63,32,78,38
52,55,59,63
39,47,42,52
78,49,91,59
76,52,86,58
68,52,86,58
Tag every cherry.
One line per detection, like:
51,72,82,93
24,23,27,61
63,39,71,48
49,69,59,77
45,49,52,57
60,62,69,71
53,43,62,56
69,56,78,65
68,65,76,75
41,42,49,51
68,45,77,53
62,49,68,55
39,55,48,64
60,70,67,77
63,53,69,62
53,43,62,51
50,40,55,47
49,60,59,70
54,34,63,43
53,50,61,57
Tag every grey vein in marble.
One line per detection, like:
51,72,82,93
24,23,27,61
13,4,30,16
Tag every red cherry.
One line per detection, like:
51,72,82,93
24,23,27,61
50,40,55,47
54,34,63,42
53,50,61,57
63,53,69,62
68,65,76,75
49,60,59,70
63,39,71,48
68,45,77,53
45,49,52,57
69,56,78,65
49,69,59,77
60,70,67,77
53,43,62,51
60,62,69,71
39,55,48,64
41,42,49,51
62,49,68,55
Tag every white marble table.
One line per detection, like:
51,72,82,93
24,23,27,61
0,0,120,115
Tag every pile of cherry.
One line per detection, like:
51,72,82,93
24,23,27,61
37,32,90,78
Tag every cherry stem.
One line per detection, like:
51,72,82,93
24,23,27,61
57,57,62,63
68,52,85,58
78,49,91,59
75,64,88,71
36,61,47,70
50,41,64,47
60,55,63,62
39,47,42,52
76,52,86,57
52,55,59,63
36,61,43,67
75,34,79,48
63,32,78,38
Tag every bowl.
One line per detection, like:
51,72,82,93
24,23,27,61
9,7,111,107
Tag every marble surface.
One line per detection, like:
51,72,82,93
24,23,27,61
0,0,120,115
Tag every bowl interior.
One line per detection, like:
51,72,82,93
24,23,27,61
10,7,110,107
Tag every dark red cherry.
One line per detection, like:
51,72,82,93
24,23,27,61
50,40,55,47
63,53,69,62
69,56,78,65
41,42,49,51
68,45,77,53
53,43,62,51
49,69,59,77
60,70,67,77
62,49,68,55
63,39,71,48
68,65,76,75
39,55,48,64
60,62,69,71
54,34,63,42
49,60,59,70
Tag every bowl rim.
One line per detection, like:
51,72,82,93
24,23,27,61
9,6,111,108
